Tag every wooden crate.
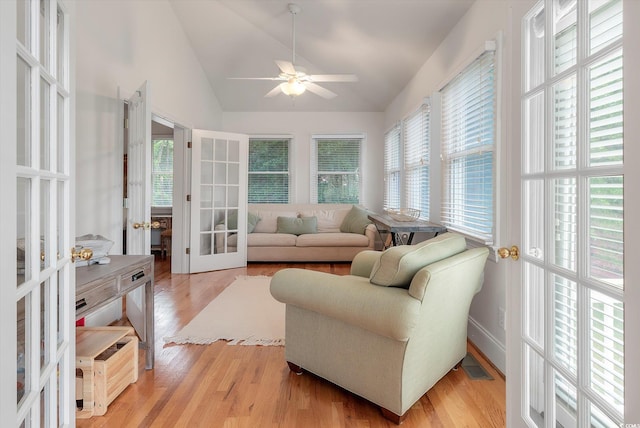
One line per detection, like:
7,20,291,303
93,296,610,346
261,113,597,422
76,326,139,418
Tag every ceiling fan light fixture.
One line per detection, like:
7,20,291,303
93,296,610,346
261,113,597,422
280,78,306,97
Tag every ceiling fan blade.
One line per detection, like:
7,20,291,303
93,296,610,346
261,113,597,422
305,82,337,99
228,77,284,81
265,84,283,98
309,74,359,82
275,60,296,75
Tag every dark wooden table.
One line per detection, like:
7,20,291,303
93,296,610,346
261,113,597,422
368,213,447,248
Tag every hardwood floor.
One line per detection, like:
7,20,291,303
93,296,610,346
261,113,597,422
76,256,506,427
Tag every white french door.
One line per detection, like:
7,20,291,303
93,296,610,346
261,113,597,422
189,130,248,273
125,81,152,341
2,0,75,425
507,0,638,426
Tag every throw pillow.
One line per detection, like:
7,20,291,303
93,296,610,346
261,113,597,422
369,232,466,288
226,211,261,233
340,205,372,234
276,216,317,235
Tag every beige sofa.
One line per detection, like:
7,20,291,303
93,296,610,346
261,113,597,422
217,203,376,262
270,233,489,423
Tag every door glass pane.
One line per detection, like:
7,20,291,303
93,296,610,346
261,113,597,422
40,281,49,370
524,91,545,174
215,139,227,161
525,3,545,90
17,177,31,285
553,75,577,169
214,163,227,184
214,186,226,207
200,234,212,256
228,187,239,208
553,178,576,271
588,176,623,288
524,180,544,260
525,345,545,427
57,271,63,346
229,140,239,162
524,262,544,347
213,232,225,254
201,161,213,184
17,0,30,47
554,370,577,428
41,180,50,270
201,185,212,208
589,290,624,414
41,79,51,170
57,181,65,261
552,274,577,375
590,0,622,55
226,232,237,253
202,138,213,160
200,210,212,232
17,296,27,405
40,0,50,70
56,93,65,173
56,6,65,82
589,51,623,167
553,0,577,74
228,163,239,186
17,56,31,167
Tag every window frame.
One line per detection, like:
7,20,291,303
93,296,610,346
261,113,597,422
247,136,292,204
310,134,364,204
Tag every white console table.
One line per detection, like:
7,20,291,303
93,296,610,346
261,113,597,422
75,255,155,369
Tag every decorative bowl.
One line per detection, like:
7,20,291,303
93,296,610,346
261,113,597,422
385,208,420,222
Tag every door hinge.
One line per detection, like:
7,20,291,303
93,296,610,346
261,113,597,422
186,194,191,202
185,247,190,255
124,118,129,129
123,198,128,208
187,141,192,149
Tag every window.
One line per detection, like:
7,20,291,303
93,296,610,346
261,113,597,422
311,136,362,204
248,138,290,203
403,104,430,219
151,138,173,207
383,124,401,210
384,104,430,219
441,49,496,244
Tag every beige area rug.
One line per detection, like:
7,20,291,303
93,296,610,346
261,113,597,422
163,275,285,346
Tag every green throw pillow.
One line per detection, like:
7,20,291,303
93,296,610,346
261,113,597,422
226,211,261,233
276,216,317,235
369,232,466,288
340,205,371,234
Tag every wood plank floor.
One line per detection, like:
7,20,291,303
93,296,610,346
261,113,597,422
76,256,505,427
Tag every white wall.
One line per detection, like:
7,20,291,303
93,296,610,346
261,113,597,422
75,0,222,254
385,0,512,372
221,111,385,211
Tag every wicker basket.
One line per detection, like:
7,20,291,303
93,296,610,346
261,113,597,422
385,208,420,222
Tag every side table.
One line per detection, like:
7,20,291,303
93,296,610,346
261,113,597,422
368,213,447,249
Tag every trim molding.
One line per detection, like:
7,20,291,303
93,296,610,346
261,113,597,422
468,316,506,375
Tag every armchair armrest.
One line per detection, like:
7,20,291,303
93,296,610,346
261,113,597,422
350,250,381,277
270,268,421,341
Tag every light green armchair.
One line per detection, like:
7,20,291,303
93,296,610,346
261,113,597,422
270,233,489,424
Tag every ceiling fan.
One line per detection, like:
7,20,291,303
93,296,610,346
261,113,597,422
229,3,358,99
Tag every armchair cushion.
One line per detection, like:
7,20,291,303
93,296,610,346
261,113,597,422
369,232,466,288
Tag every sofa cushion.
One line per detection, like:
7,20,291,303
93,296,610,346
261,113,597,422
277,216,317,235
247,232,297,247
296,232,369,247
299,208,350,233
369,232,466,288
252,210,297,233
340,205,372,234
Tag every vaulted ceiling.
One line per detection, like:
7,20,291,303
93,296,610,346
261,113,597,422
168,0,475,112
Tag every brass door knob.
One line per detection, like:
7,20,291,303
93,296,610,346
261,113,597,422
133,222,145,229
133,221,161,230
151,221,161,229
498,245,520,261
71,247,93,262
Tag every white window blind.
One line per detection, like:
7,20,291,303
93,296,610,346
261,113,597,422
441,50,496,244
311,136,362,204
403,104,430,219
151,139,173,207
383,124,401,210
248,138,290,203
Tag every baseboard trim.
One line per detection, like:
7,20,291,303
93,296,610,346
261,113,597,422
467,316,506,375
